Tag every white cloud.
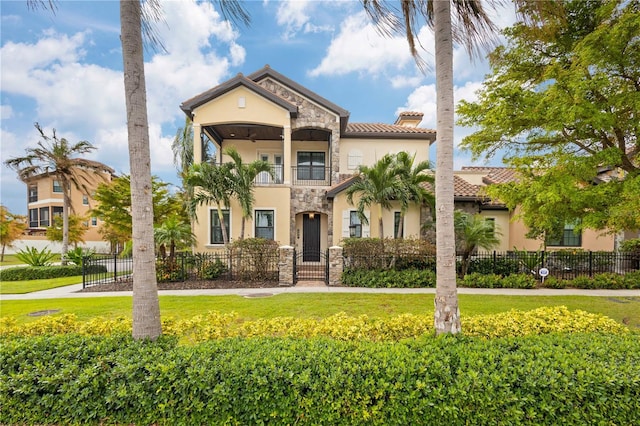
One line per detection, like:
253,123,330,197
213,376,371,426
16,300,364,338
1,105,14,120
309,12,414,77
276,0,311,39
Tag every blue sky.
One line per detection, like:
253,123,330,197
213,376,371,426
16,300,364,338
1,0,517,215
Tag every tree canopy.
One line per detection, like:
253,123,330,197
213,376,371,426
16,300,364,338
0,206,27,262
457,0,640,237
92,175,185,248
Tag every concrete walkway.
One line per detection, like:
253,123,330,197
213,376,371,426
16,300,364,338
2,282,639,300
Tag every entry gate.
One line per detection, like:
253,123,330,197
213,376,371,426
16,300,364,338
294,249,329,284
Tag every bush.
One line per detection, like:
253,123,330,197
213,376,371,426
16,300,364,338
1,332,638,425
342,268,436,288
3,306,625,341
460,273,502,288
14,246,56,266
619,238,640,253
65,247,96,266
0,264,105,281
202,257,227,279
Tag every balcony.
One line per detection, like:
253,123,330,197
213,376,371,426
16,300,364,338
292,166,331,186
254,164,284,185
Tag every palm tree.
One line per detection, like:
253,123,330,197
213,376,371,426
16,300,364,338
119,0,249,340
454,211,501,277
362,0,500,334
4,123,112,265
346,154,401,238
392,152,434,239
154,215,196,262
224,147,273,240
186,162,235,247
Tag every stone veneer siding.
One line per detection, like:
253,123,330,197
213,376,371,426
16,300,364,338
257,77,341,246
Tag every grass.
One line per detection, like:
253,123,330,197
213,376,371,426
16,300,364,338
0,275,84,294
1,294,639,329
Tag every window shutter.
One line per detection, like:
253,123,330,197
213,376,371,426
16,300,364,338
342,210,350,238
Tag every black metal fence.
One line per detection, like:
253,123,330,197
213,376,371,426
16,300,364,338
83,251,279,289
344,250,640,279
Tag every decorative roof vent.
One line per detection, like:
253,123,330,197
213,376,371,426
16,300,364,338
394,111,424,127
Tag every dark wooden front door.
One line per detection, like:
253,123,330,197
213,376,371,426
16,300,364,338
302,214,320,262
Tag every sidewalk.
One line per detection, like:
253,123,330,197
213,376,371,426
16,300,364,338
2,282,639,300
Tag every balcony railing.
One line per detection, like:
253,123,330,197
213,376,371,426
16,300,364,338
254,164,284,185
292,166,330,186
253,165,331,186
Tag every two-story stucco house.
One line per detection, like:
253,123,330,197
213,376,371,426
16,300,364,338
180,65,436,259
15,161,115,252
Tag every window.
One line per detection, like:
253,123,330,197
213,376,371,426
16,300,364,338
210,209,230,245
82,195,89,205
394,212,403,239
53,180,63,193
91,217,98,226
29,209,38,228
52,206,63,219
297,152,325,180
28,185,38,202
255,210,274,240
39,207,50,227
349,211,362,238
485,218,496,236
547,221,582,247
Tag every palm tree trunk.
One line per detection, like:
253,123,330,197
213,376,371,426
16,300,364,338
217,203,229,246
61,180,70,265
240,217,246,241
121,0,161,340
378,205,384,238
434,0,461,334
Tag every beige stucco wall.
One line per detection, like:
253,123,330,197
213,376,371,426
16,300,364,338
193,87,289,128
507,208,615,251
192,186,291,252
338,138,431,173
478,210,511,252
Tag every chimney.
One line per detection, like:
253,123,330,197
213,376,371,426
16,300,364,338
394,111,424,127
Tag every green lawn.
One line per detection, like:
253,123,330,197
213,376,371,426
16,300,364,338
0,275,84,294
2,294,639,329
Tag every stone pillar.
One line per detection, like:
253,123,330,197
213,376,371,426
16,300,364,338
278,245,295,286
328,246,343,286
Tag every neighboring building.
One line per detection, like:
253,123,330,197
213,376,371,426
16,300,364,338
15,161,115,252
181,65,436,256
453,167,620,251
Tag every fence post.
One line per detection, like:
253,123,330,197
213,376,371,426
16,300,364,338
328,246,344,286
82,256,87,289
113,253,117,282
589,251,593,277
278,245,294,286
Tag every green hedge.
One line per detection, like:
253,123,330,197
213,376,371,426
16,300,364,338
342,268,436,288
343,270,640,289
0,264,107,281
1,333,639,425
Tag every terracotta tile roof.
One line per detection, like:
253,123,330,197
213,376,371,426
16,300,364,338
345,122,436,135
460,166,519,185
453,175,481,198
398,111,424,117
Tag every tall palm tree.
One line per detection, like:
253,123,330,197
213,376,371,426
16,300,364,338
454,211,501,277
346,154,401,238
186,162,235,247
363,0,500,334
224,147,273,240
119,0,249,340
392,151,434,239
4,123,112,264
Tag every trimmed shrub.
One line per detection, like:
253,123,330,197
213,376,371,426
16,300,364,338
1,333,638,425
0,264,106,281
342,268,436,288
1,307,627,341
